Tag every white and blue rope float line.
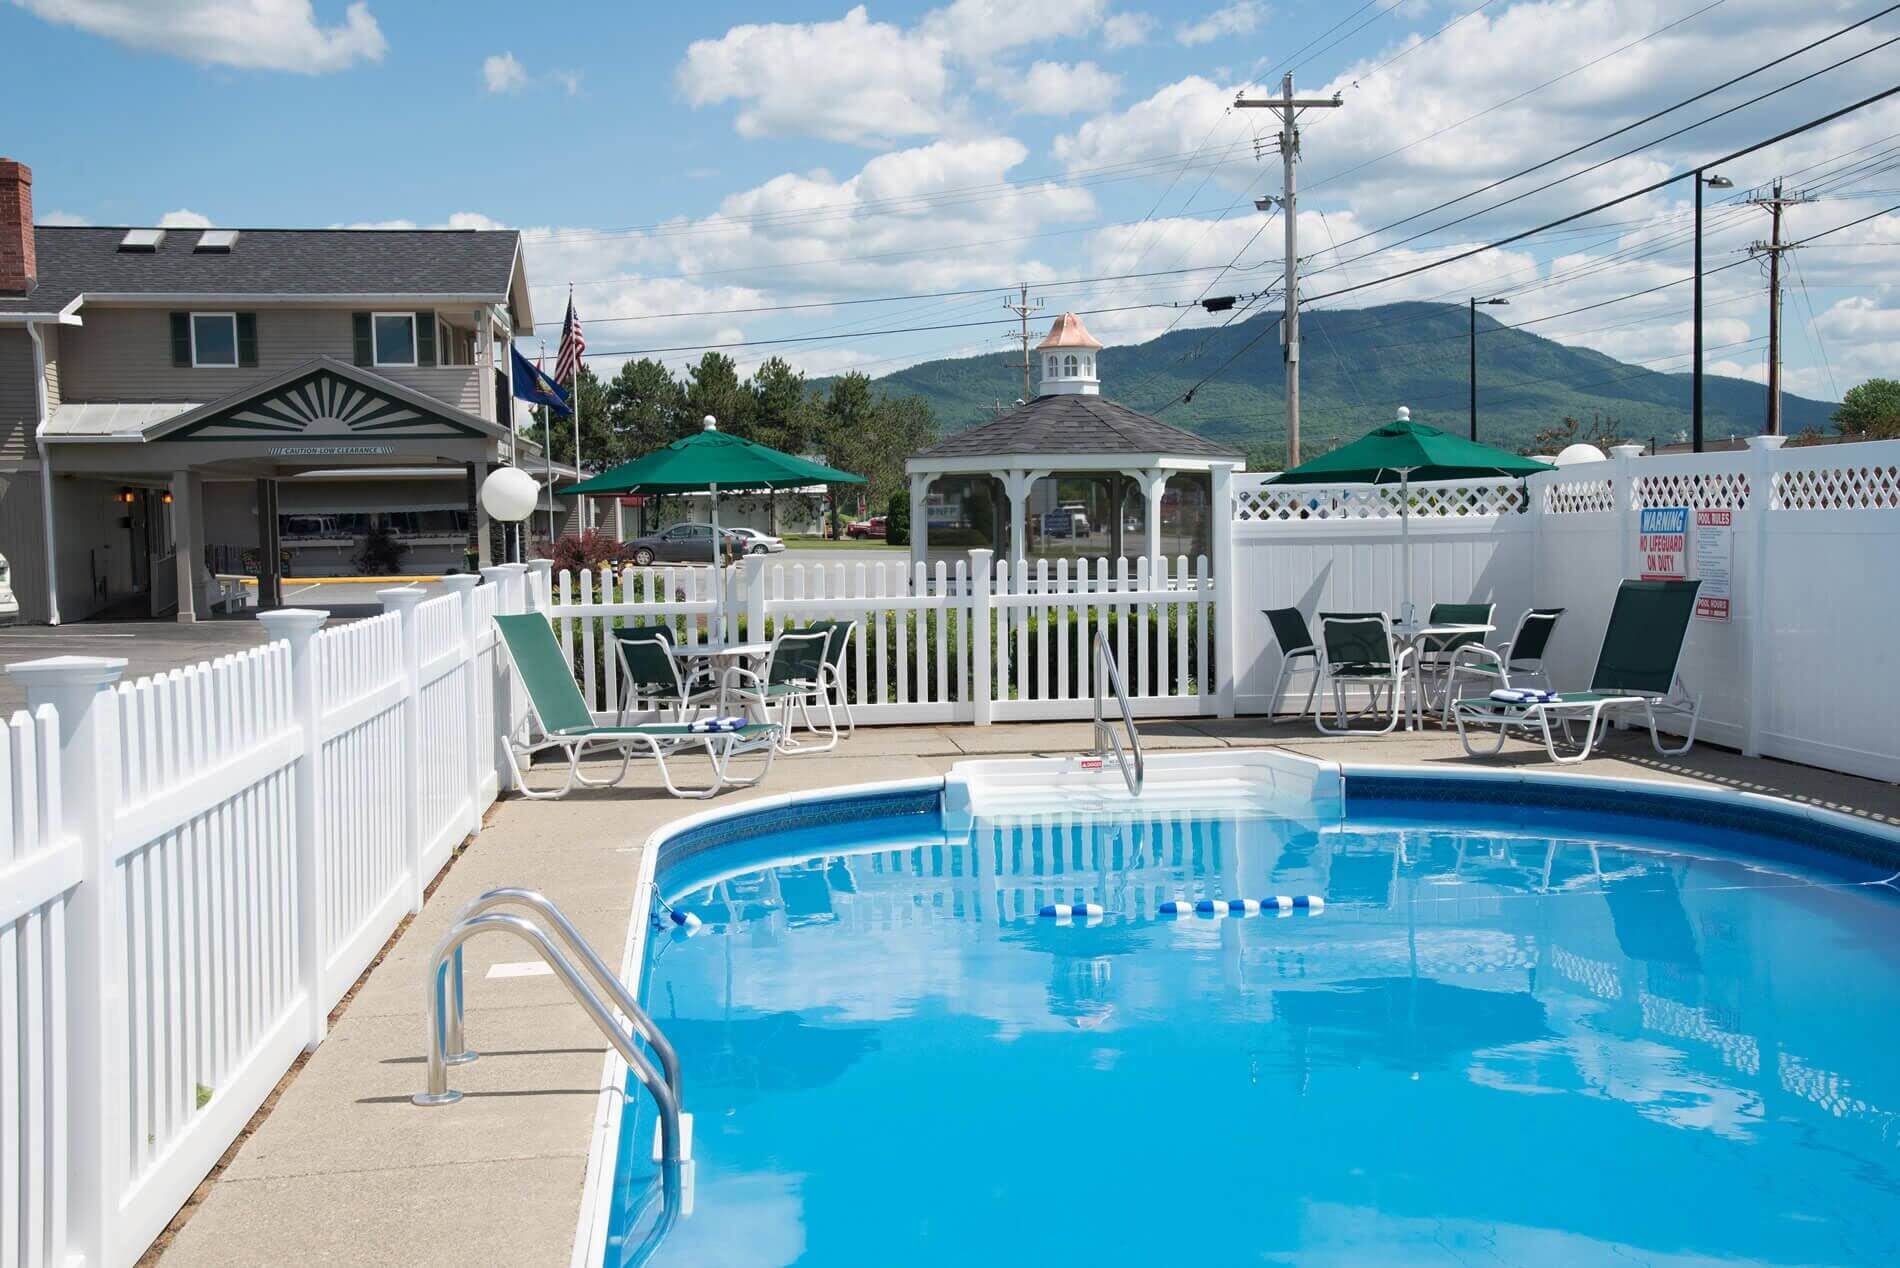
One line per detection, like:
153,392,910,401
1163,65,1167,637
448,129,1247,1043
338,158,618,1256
1037,902,1107,920
1159,896,1324,916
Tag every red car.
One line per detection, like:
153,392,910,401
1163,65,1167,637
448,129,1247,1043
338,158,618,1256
845,515,887,540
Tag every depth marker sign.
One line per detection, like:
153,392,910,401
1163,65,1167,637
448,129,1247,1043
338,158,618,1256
1638,507,1688,581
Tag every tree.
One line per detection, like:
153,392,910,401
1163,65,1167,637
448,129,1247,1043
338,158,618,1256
1527,412,1627,456
602,358,684,458
885,489,910,546
534,364,614,471
682,352,755,437
1833,378,1900,439
815,374,937,512
750,356,820,454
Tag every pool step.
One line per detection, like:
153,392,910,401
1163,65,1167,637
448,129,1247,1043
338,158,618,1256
944,749,1343,828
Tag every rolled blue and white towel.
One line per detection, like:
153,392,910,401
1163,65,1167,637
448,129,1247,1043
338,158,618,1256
1490,687,1559,706
688,716,749,733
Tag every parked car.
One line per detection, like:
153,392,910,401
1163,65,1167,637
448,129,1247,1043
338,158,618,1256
625,522,744,566
725,527,786,554
845,515,887,539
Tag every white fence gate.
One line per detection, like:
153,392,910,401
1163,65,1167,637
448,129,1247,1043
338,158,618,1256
0,568,529,1268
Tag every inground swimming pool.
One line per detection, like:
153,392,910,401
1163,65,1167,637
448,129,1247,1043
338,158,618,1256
589,758,1900,1266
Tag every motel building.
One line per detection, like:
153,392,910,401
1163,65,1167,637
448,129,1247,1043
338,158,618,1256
0,157,570,624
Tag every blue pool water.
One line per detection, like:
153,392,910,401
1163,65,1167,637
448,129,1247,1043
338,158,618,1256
606,778,1900,1266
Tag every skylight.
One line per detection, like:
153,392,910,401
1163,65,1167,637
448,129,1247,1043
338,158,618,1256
116,228,166,253
193,229,239,253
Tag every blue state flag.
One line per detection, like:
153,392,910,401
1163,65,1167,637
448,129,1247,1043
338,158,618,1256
511,345,571,416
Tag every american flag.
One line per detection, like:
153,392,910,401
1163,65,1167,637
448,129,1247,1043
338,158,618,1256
554,289,585,385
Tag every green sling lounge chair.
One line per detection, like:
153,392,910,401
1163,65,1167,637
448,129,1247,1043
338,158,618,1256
1452,580,1701,765
493,613,780,799
717,626,837,754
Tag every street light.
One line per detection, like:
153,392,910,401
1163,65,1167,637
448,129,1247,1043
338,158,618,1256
1469,296,1509,442
1693,169,1733,452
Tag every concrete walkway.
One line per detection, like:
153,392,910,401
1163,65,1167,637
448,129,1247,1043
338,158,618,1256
155,720,1900,1266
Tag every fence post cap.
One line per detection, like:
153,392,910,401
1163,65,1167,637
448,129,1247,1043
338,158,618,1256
256,608,328,640
437,573,479,594
5,654,128,690
491,562,529,576
525,559,554,576
1608,444,1645,459
377,586,428,614
1745,434,1789,452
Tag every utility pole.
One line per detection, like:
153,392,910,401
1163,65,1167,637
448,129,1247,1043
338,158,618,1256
1747,178,1816,436
1236,74,1342,467
1000,283,1044,405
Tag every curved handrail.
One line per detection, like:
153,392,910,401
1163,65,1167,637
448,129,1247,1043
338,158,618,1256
443,887,681,1107
1091,628,1144,796
413,913,685,1167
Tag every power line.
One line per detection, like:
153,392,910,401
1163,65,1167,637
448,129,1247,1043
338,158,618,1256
1306,8,1898,269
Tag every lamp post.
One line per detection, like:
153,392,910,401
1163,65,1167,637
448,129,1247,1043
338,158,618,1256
1692,169,1733,452
480,466,541,563
1469,296,1508,442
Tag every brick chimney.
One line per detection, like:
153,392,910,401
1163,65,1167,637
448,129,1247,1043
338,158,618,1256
0,159,36,296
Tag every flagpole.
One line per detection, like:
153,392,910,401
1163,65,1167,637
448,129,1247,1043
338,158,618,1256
567,283,585,532
540,338,555,544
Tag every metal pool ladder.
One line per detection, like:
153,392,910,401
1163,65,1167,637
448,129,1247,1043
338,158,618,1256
1091,628,1144,796
411,886,688,1168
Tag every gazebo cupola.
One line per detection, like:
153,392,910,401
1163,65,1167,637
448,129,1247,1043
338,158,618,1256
1038,312,1103,397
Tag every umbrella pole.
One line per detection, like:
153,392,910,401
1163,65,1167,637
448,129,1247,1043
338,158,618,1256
1401,469,1414,624
710,481,723,642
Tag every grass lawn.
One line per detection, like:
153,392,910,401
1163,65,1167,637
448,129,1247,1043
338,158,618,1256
781,537,907,551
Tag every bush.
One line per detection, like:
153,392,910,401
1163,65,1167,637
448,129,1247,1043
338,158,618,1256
885,490,911,546
355,521,408,574
538,529,624,573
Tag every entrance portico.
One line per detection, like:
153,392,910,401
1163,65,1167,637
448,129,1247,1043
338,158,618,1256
43,355,516,620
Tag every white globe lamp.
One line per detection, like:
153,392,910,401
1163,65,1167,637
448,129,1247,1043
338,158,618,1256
480,466,542,564
1554,443,1608,468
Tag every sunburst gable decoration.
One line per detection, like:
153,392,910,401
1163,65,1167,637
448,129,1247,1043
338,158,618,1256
166,364,487,442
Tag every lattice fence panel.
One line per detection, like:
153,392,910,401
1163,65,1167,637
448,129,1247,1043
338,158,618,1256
1632,471,1751,510
1234,479,1528,522
1771,463,1900,511
1542,479,1615,514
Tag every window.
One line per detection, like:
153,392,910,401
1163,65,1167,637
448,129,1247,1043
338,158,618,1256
191,313,238,368
1046,355,1058,376
372,313,418,366
1084,355,1094,376
1064,354,1078,376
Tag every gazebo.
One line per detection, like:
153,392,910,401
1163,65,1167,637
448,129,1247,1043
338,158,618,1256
904,312,1243,580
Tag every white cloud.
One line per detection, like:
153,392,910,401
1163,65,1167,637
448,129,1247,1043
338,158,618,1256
1175,0,1264,46
13,0,385,73
158,208,214,228
1102,11,1153,48
1054,75,1234,173
37,209,89,226
994,61,1120,116
483,51,527,94
678,6,949,146
554,69,583,97
920,0,1106,58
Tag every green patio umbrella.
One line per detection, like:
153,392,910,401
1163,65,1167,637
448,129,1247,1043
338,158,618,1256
559,415,865,637
1270,408,1551,620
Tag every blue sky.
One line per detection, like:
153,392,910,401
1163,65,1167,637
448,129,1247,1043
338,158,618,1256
6,0,1897,418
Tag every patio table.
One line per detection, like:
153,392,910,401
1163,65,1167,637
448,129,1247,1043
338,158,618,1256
666,639,774,720
1391,620,1495,731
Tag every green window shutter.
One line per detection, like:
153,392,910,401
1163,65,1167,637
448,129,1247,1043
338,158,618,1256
352,312,373,366
170,312,191,367
236,313,258,367
415,310,437,367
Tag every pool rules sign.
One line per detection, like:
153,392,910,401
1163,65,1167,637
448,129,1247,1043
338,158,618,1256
1694,508,1733,620
1637,505,1731,620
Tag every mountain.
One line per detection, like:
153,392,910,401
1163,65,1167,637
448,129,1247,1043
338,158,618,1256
834,301,1835,459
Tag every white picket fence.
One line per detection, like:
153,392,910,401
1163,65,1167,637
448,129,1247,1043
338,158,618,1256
537,550,1224,726
0,567,530,1268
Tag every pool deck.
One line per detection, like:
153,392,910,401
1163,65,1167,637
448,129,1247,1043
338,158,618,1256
155,719,1900,1267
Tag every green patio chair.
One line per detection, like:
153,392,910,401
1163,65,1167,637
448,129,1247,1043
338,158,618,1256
1452,581,1700,764
809,618,858,744
1314,611,1414,735
1416,601,1495,716
493,613,780,799
1439,607,1566,722
1263,607,1323,720
718,625,836,754
609,623,719,724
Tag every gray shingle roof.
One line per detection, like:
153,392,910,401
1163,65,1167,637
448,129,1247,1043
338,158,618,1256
918,393,1244,461
0,226,520,313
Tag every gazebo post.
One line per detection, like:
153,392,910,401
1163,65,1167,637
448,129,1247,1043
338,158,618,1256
1139,469,1167,578
908,473,932,578
1002,470,1044,582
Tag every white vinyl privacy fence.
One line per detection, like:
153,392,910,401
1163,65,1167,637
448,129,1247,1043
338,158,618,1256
0,568,529,1268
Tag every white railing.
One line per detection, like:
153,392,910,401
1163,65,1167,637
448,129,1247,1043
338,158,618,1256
537,550,1223,726
0,566,529,1268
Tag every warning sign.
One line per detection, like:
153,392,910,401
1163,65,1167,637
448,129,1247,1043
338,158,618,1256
1694,508,1733,620
1638,507,1689,581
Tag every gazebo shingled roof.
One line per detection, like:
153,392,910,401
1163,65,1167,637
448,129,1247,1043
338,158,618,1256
917,394,1243,462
